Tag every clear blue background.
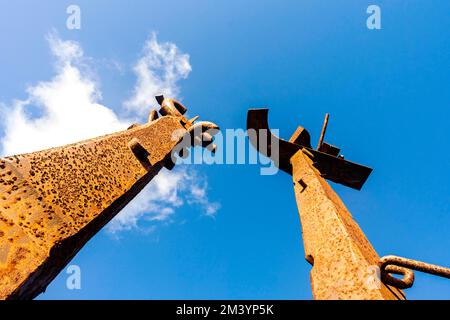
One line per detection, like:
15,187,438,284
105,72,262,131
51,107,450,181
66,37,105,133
0,0,449,299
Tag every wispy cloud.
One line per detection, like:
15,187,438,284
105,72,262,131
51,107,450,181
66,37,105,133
107,168,220,233
124,32,192,117
0,32,219,234
0,33,129,156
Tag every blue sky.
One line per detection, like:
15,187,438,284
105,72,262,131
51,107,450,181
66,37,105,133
0,0,449,299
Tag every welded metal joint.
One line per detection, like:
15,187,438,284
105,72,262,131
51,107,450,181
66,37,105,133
301,148,315,160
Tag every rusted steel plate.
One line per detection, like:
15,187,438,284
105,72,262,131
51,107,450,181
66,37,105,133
380,255,450,289
247,109,372,190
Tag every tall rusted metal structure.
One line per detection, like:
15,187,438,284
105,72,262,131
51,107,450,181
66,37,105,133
0,96,218,300
248,108,450,299
1,94,447,300
247,109,407,299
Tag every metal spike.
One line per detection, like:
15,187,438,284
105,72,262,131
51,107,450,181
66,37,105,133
155,95,165,105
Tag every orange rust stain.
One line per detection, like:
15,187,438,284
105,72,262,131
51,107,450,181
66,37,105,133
291,150,404,300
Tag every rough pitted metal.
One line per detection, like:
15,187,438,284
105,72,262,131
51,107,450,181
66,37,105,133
247,108,405,300
291,150,405,300
0,115,187,300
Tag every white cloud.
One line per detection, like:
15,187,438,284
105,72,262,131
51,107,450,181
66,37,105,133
187,179,221,218
124,32,192,117
0,32,219,234
107,167,220,233
0,33,129,156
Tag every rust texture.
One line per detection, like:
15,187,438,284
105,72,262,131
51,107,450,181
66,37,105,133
0,96,218,300
291,150,404,299
247,108,405,300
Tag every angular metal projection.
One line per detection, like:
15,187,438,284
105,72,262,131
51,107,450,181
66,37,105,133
247,109,372,190
247,108,405,300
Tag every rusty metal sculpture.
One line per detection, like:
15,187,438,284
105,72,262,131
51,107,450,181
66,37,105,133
247,109,407,299
0,96,218,300
248,109,450,299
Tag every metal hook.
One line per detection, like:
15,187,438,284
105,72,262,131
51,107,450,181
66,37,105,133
380,255,450,289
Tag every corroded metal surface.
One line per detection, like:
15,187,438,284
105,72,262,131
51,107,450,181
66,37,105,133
291,150,404,299
247,108,404,300
0,96,218,300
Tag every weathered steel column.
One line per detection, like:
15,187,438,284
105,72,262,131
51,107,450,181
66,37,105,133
291,150,404,299
247,109,405,300
0,96,218,300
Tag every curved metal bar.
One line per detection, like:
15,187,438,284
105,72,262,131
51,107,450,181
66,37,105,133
380,261,415,289
188,121,220,134
247,109,373,190
247,109,302,174
158,97,188,117
380,255,450,289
